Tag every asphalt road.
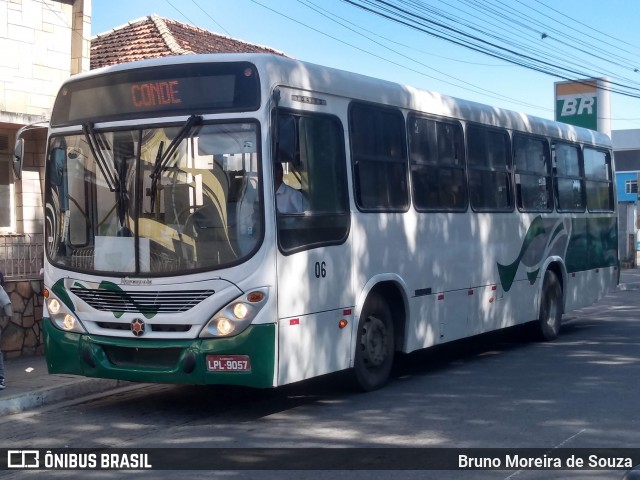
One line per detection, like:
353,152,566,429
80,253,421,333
2,285,640,480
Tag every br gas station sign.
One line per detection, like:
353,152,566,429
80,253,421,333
554,78,610,135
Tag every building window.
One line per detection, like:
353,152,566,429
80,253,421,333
625,179,638,195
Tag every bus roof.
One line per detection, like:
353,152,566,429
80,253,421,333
62,53,611,148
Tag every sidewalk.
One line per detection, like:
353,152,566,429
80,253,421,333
0,355,129,415
2,269,640,416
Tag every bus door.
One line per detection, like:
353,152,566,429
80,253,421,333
272,102,353,385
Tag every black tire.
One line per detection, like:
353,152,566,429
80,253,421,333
534,270,562,341
352,293,395,391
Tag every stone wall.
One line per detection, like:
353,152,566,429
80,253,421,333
0,278,44,358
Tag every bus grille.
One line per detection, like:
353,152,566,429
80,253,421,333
102,345,182,369
70,288,214,314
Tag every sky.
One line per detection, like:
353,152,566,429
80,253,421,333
90,0,640,132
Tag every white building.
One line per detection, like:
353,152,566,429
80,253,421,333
0,0,90,276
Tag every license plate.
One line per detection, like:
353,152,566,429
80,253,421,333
206,355,252,372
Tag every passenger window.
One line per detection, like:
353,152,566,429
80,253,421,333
513,135,552,212
554,142,584,212
274,110,350,254
409,116,467,211
467,125,512,211
350,103,409,212
584,147,613,211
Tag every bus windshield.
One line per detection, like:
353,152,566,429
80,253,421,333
45,121,262,275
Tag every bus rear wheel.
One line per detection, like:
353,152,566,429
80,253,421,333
534,270,562,341
352,293,395,391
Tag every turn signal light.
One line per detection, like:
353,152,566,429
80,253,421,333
246,291,265,303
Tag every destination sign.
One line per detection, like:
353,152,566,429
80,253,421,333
51,62,260,126
130,80,182,108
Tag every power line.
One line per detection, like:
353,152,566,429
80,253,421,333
190,0,233,36
248,0,552,113
306,0,510,67
300,0,550,112
340,0,640,99
534,0,640,55
510,0,640,73
450,0,640,88
164,0,199,27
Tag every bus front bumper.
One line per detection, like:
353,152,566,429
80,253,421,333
43,318,276,388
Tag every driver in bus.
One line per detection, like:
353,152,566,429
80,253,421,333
274,162,303,214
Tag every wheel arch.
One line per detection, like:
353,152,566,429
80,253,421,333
540,257,567,314
350,274,409,367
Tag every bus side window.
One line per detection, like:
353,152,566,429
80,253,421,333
350,103,408,212
276,109,349,254
553,142,585,212
409,115,467,212
584,147,614,212
467,125,512,212
513,135,552,212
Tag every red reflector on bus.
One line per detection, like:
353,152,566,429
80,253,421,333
343,309,352,315
491,285,497,291
468,289,474,296
437,294,444,300
290,318,300,326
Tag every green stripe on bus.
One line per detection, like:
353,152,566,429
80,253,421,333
43,320,276,388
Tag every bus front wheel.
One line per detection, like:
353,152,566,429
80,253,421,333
535,270,562,341
352,293,395,391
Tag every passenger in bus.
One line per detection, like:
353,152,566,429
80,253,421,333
274,162,303,213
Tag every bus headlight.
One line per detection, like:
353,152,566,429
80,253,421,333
200,288,268,338
45,295,86,334
216,317,235,336
48,298,61,315
62,314,76,331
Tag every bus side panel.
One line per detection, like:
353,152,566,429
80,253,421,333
406,289,470,352
437,289,469,342
276,244,353,385
406,295,439,353
565,215,618,311
277,309,353,385
565,266,618,312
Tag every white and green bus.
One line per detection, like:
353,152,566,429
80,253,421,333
27,54,618,391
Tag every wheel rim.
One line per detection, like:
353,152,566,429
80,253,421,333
360,315,389,369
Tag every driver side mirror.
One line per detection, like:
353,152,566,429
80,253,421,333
13,138,24,180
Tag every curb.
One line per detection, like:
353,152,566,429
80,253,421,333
618,282,640,291
0,378,129,416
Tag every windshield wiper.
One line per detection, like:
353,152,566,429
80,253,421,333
83,123,118,192
149,114,202,213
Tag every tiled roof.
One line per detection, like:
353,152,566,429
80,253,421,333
91,14,285,70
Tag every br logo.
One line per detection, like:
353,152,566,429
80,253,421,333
560,95,596,116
